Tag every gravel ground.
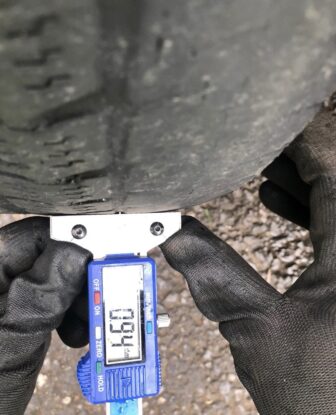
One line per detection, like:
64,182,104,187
0,177,313,415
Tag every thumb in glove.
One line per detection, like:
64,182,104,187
161,102,336,415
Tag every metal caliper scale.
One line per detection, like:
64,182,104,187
51,213,181,415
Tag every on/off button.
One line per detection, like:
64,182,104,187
94,291,101,305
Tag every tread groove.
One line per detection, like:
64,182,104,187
0,159,30,168
0,170,34,183
13,47,62,68
43,136,74,146
70,198,111,206
5,14,59,39
8,196,53,205
0,119,39,133
52,160,85,168
59,167,109,185
39,92,105,128
24,74,71,91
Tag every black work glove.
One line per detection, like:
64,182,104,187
0,217,91,415
161,103,336,415
259,152,311,230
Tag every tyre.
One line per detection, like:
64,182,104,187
0,0,336,214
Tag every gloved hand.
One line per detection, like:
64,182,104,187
0,217,91,415
161,102,336,415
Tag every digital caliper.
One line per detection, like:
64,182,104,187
51,213,181,415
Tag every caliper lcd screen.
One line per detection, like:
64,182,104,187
103,265,144,365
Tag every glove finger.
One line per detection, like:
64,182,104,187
57,288,88,348
259,181,310,229
57,311,88,348
161,216,281,322
262,153,311,207
0,217,49,294
68,285,88,322
3,240,92,331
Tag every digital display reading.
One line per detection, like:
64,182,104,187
103,265,144,365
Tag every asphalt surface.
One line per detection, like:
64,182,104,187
0,177,313,414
